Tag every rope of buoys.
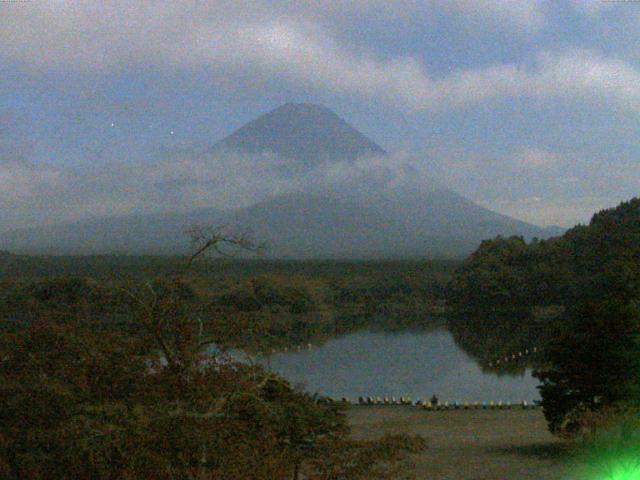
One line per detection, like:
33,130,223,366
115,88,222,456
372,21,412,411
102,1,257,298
488,346,540,367
348,398,541,409
268,345,542,366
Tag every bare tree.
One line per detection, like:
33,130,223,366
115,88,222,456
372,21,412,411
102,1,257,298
185,225,267,266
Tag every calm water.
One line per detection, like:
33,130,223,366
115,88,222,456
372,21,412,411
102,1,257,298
254,329,540,403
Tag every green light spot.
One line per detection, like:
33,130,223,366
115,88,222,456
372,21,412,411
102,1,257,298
590,456,640,480
605,464,640,479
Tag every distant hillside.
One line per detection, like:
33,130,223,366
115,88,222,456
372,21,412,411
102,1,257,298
0,103,562,258
223,189,559,258
450,197,640,311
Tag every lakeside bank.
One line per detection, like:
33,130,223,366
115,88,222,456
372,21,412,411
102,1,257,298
348,406,573,480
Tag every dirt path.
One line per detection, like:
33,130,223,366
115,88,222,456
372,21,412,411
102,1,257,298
348,406,576,479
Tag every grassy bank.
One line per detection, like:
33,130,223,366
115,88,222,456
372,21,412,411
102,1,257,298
348,406,575,479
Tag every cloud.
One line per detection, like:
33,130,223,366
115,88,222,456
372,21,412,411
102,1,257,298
2,2,638,113
2,2,538,75
419,142,640,227
397,49,640,111
0,142,434,231
0,147,287,230
198,24,640,112
477,195,628,228
422,145,566,186
514,148,561,170
301,0,545,30
569,0,614,17
438,0,544,29
0,1,545,73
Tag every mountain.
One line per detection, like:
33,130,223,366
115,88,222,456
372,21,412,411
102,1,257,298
0,103,562,258
214,102,385,174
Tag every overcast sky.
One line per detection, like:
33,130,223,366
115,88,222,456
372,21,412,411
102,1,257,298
2,1,640,229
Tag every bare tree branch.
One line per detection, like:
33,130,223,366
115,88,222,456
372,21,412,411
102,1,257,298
122,285,176,366
185,225,267,267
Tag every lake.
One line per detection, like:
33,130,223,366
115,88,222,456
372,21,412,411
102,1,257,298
254,329,540,403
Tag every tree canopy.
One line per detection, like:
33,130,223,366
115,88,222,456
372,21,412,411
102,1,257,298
448,198,640,437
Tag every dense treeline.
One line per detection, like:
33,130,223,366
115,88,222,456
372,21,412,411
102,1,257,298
0,252,457,282
0,259,451,350
446,235,568,372
448,198,640,437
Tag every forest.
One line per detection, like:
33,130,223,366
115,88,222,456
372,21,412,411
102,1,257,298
448,198,640,442
0,256,453,351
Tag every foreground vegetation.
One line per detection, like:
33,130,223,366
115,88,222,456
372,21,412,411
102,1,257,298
0,261,429,479
0,231,443,479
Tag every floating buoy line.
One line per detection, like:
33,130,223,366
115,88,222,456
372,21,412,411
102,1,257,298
488,346,539,368
318,397,541,410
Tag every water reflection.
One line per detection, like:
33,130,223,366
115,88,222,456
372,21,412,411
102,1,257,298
255,329,540,402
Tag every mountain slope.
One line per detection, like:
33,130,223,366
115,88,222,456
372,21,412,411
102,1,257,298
224,190,559,258
214,102,385,173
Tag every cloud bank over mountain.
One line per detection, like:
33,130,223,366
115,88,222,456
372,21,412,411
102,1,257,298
0,137,433,232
